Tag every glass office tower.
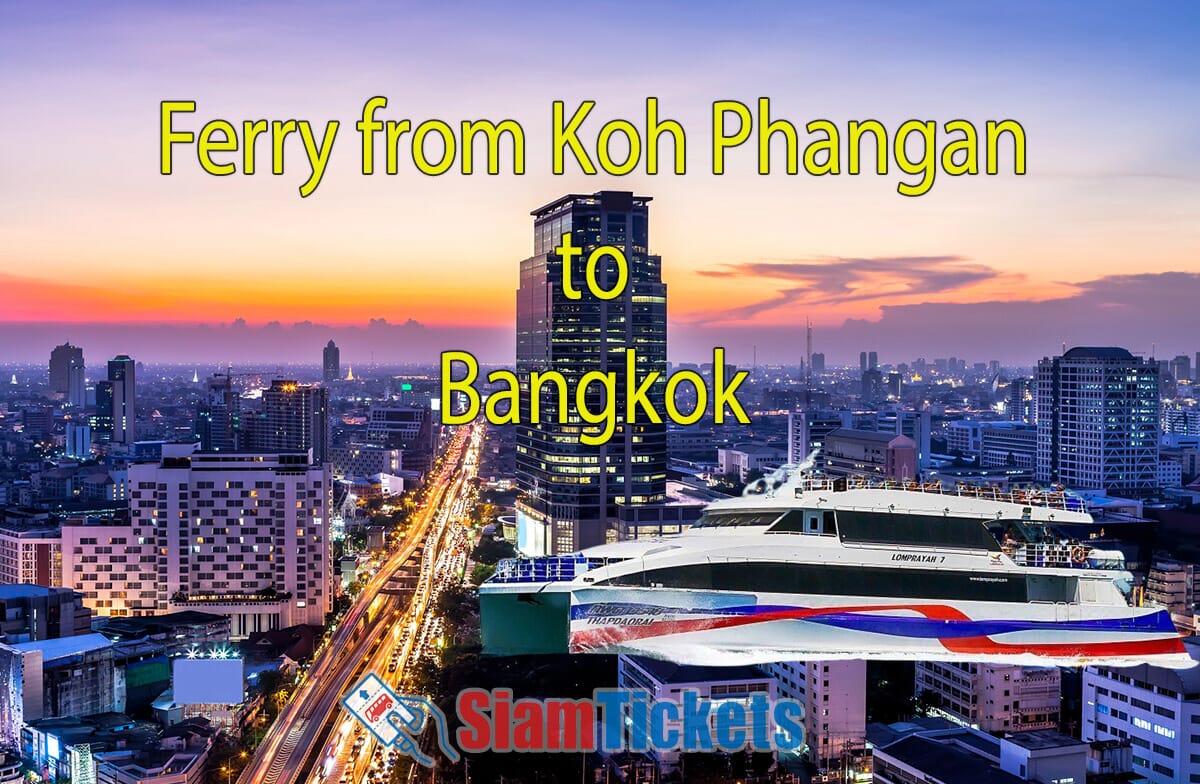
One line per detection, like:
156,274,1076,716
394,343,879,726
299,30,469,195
515,191,668,555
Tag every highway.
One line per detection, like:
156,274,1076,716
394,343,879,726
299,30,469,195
239,425,481,784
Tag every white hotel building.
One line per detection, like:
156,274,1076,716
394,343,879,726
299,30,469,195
61,443,330,636
1082,637,1200,784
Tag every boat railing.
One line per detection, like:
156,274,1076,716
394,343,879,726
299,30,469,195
793,476,1080,510
1004,541,1085,569
489,555,624,584
1000,540,1126,571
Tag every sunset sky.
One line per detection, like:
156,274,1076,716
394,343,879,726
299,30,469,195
2,1,1198,364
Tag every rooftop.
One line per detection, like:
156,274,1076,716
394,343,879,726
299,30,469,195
1004,729,1088,751
531,190,652,217
625,655,772,686
0,584,75,600
1091,637,1200,696
866,717,958,748
1061,347,1136,361
8,632,112,662
878,734,1022,784
826,427,898,444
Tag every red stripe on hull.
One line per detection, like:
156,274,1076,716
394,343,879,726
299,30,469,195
569,603,1186,660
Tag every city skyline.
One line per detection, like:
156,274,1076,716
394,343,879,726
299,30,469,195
3,1,1198,366
5,4,1200,784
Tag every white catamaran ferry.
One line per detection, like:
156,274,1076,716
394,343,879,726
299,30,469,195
480,460,1192,669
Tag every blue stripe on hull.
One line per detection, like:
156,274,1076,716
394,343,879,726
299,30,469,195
571,601,1175,639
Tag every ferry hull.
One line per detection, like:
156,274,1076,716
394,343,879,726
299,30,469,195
478,586,1192,668
568,588,1191,668
479,588,571,656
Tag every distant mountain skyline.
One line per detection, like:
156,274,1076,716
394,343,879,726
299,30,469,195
1,270,1196,368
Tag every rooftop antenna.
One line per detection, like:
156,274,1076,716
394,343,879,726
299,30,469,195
805,318,813,410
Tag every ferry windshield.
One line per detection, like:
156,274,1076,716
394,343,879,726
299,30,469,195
987,519,1067,548
691,511,782,528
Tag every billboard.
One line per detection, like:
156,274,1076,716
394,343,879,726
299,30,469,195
173,658,244,705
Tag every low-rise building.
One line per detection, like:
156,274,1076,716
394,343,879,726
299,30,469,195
0,633,117,746
1144,559,1195,629
96,611,231,656
0,584,93,643
328,446,403,480
823,429,917,481
947,420,983,455
717,445,786,482
616,654,781,769
0,519,62,586
915,662,1061,733
874,727,1087,784
979,422,1038,471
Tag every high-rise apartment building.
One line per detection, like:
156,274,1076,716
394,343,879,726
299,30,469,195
365,405,434,472
763,660,867,775
1081,638,1200,784
48,343,84,395
1036,347,1160,494
323,339,341,383
107,355,136,446
811,352,825,373
515,191,667,555
787,410,851,464
60,444,330,635
257,380,329,464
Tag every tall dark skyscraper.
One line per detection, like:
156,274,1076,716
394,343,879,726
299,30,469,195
323,339,341,382
48,342,84,395
107,354,136,445
1008,377,1035,423
257,379,330,463
515,191,667,555
1170,354,1191,383
92,381,114,441
1035,347,1159,494
195,374,240,451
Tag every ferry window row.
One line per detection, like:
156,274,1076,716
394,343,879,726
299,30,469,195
693,508,1002,551
600,561,1061,603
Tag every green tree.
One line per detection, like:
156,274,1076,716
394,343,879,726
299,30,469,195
469,563,495,585
470,537,516,565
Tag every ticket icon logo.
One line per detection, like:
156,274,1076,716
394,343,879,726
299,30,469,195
342,673,459,768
